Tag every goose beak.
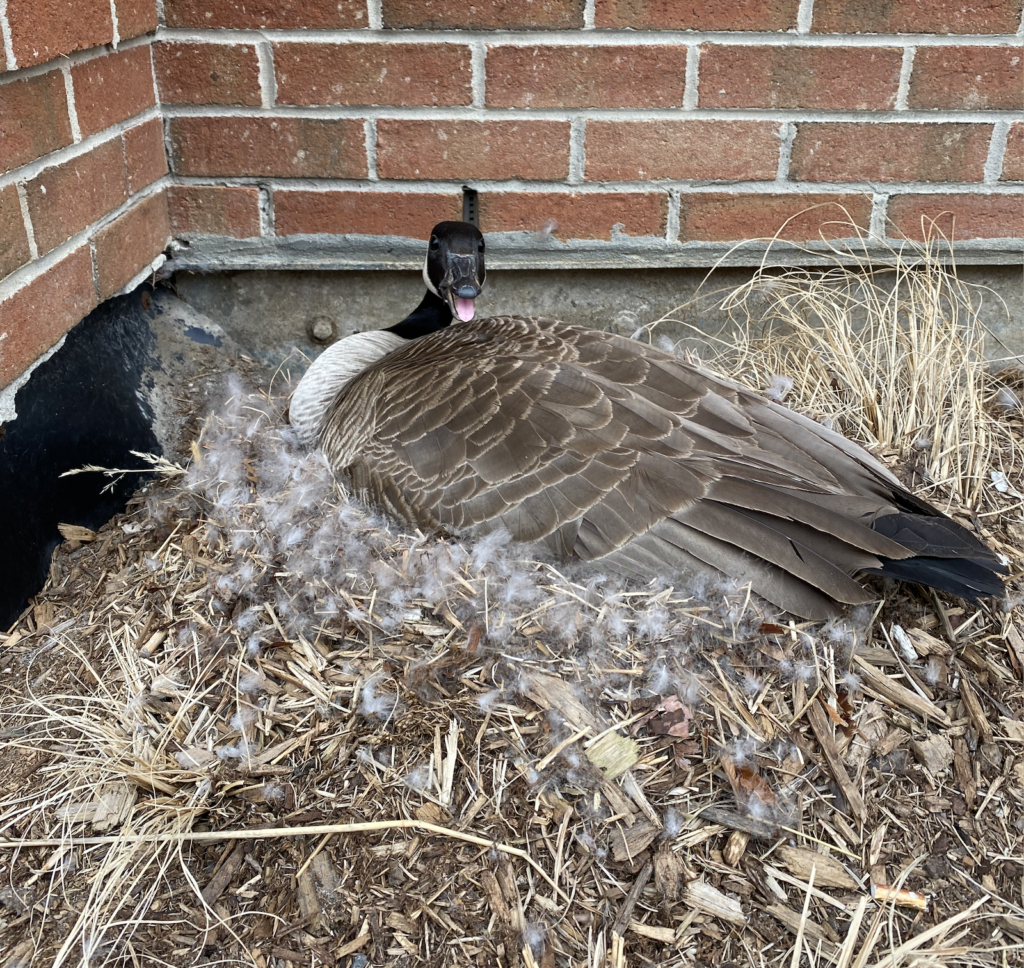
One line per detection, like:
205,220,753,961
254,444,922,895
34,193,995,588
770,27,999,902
452,285,479,322
440,256,482,321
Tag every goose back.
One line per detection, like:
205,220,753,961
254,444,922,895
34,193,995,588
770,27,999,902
317,315,1003,620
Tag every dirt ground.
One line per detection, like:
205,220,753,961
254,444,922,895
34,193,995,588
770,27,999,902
0,358,1020,968
1,246,1023,968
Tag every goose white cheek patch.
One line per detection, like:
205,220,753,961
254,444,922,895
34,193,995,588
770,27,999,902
456,297,475,321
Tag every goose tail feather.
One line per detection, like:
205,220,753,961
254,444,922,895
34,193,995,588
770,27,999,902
865,509,1008,601
864,555,1007,601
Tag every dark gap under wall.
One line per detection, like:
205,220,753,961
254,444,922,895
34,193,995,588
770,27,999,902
0,292,161,629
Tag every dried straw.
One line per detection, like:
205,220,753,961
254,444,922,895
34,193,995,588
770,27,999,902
0,230,1020,967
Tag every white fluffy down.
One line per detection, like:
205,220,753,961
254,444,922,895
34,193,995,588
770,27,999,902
150,375,903,829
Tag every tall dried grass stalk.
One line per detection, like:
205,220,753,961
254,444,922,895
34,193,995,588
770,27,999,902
657,220,1021,514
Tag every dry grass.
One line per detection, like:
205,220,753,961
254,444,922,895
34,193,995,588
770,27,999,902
650,226,1022,518
0,235,1021,968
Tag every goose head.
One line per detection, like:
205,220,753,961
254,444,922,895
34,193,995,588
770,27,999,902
289,221,486,444
423,220,486,322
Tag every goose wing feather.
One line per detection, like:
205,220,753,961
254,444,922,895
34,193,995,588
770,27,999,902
318,316,984,617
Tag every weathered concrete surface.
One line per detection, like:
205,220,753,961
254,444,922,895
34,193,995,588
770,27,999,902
174,264,1023,372
167,233,1024,272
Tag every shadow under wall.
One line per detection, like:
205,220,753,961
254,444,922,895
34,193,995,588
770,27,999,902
0,291,161,629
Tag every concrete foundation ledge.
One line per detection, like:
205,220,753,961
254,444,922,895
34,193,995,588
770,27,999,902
165,233,1024,274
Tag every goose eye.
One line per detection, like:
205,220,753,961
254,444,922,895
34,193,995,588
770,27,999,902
478,240,485,252
429,237,439,250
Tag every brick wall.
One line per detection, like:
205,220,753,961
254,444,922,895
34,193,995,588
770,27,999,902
0,2,168,391
2,0,1022,393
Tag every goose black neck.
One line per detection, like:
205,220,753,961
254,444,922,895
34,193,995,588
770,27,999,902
386,290,452,339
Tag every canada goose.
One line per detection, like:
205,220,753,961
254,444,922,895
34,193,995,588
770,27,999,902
289,222,1005,621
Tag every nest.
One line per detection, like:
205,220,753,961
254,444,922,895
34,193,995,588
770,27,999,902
1,235,1022,968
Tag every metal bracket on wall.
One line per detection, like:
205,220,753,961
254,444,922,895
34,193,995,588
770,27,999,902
462,187,479,227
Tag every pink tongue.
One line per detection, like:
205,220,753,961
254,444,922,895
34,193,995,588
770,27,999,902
455,297,475,321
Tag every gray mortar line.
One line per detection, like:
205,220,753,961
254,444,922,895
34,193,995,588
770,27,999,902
258,186,274,235
162,115,175,175
984,121,1012,183
154,103,1022,123
180,175,1022,195
364,118,378,180
148,41,161,108
470,42,486,109
666,190,681,243
0,0,15,71
88,239,100,300
14,182,38,259
775,122,796,181
869,193,889,238
683,45,699,110
61,66,83,142
367,0,383,31
796,0,814,34
150,27,1024,47
568,118,586,185
895,47,915,110
109,0,121,47
257,40,277,109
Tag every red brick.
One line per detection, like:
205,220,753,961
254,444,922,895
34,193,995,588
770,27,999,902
790,124,991,183
813,0,1023,34
0,248,98,389
888,194,1023,241
376,120,570,181
115,0,159,39
154,42,261,106
25,140,129,256
168,185,261,238
169,117,367,178
909,47,1023,111
479,192,666,239
165,0,367,28
0,72,73,175
124,118,169,193
699,45,901,110
6,0,112,69
384,0,583,28
1002,123,1023,182
275,191,462,237
0,186,32,282
678,193,873,242
486,46,686,109
275,43,471,107
72,47,156,139
596,0,798,30
586,121,779,182
93,192,171,300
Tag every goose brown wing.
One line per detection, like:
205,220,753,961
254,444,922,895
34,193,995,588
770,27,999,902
322,317,711,542
319,316,923,618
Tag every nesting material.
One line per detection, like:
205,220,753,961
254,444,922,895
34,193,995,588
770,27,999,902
1,235,1022,968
